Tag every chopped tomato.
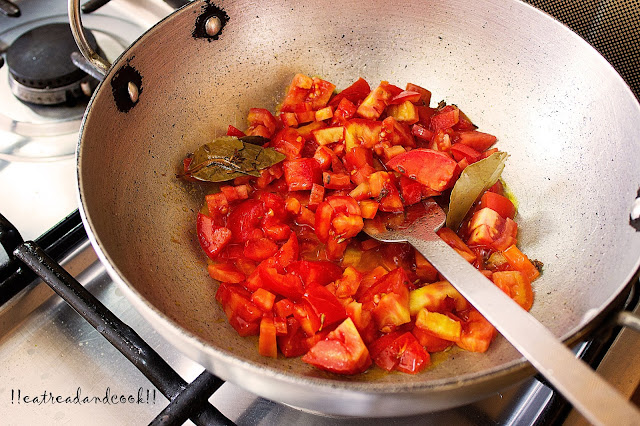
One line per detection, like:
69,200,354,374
226,199,265,243
405,83,432,105
430,105,459,132
259,316,278,358
227,125,246,137
492,270,534,310
312,126,344,146
192,74,537,376
283,158,322,191
329,77,371,108
450,143,481,163
356,81,403,120
247,108,278,138
386,101,419,124
360,267,411,332
386,148,460,192
286,260,343,286
454,130,497,152
208,262,245,283
409,281,469,315
304,283,347,328
370,331,430,373
381,116,416,147
502,244,540,282
344,119,382,151
414,309,462,342
457,310,496,353
466,207,518,251
478,191,516,220
412,326,454,352
271,128,304,159
330,97,358,126
302,318,372,375
251,288,276,312
197,213,232,259
436,227,477,263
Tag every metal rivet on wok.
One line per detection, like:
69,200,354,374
127,81,139,104
205,16,222,37
631,196,640,221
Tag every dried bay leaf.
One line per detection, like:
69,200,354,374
184,136,286,182
446,151,508,231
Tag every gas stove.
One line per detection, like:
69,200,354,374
0,1,638,425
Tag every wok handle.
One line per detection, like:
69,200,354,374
68,0,111,78
617,310,640,333
407,233,640,426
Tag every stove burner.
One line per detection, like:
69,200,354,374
5,23,100,105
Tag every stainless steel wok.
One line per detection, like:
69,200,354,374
73,0,640,416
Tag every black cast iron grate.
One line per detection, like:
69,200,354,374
0,211,234,426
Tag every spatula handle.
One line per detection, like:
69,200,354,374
409,234,640,426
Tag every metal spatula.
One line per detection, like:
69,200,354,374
362,200,639,426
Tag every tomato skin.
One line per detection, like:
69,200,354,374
226,199,266,243
302,318,372,375
259,266,305,300
330,98,358,126
360,267,411,333
283,158,322,191
430,105,459,132
386,148,460,192
277,317,310,357
227,125,246,137
436,227,477,263
466,208,518,252
411,123,435,143
454,130,497,152
247,108,278,138
478,191,516,220
450,143,481,163
399,175,423,206
370,331,430,373
502,244,540,282
329,77,371,108
197,213,232,259
208,262,245,283
457,310,496,353
405,83,432,106
271,128,304,160
412,326,454,352
286,260,343,286
492,270,534,310
388,90,422,105
304,284,348,328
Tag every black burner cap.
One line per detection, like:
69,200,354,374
6,23,99,89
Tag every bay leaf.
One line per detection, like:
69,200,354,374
445,151,509,230
239,135,270,146
185,136,286,182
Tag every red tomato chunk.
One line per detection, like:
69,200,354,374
191,74,540,376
